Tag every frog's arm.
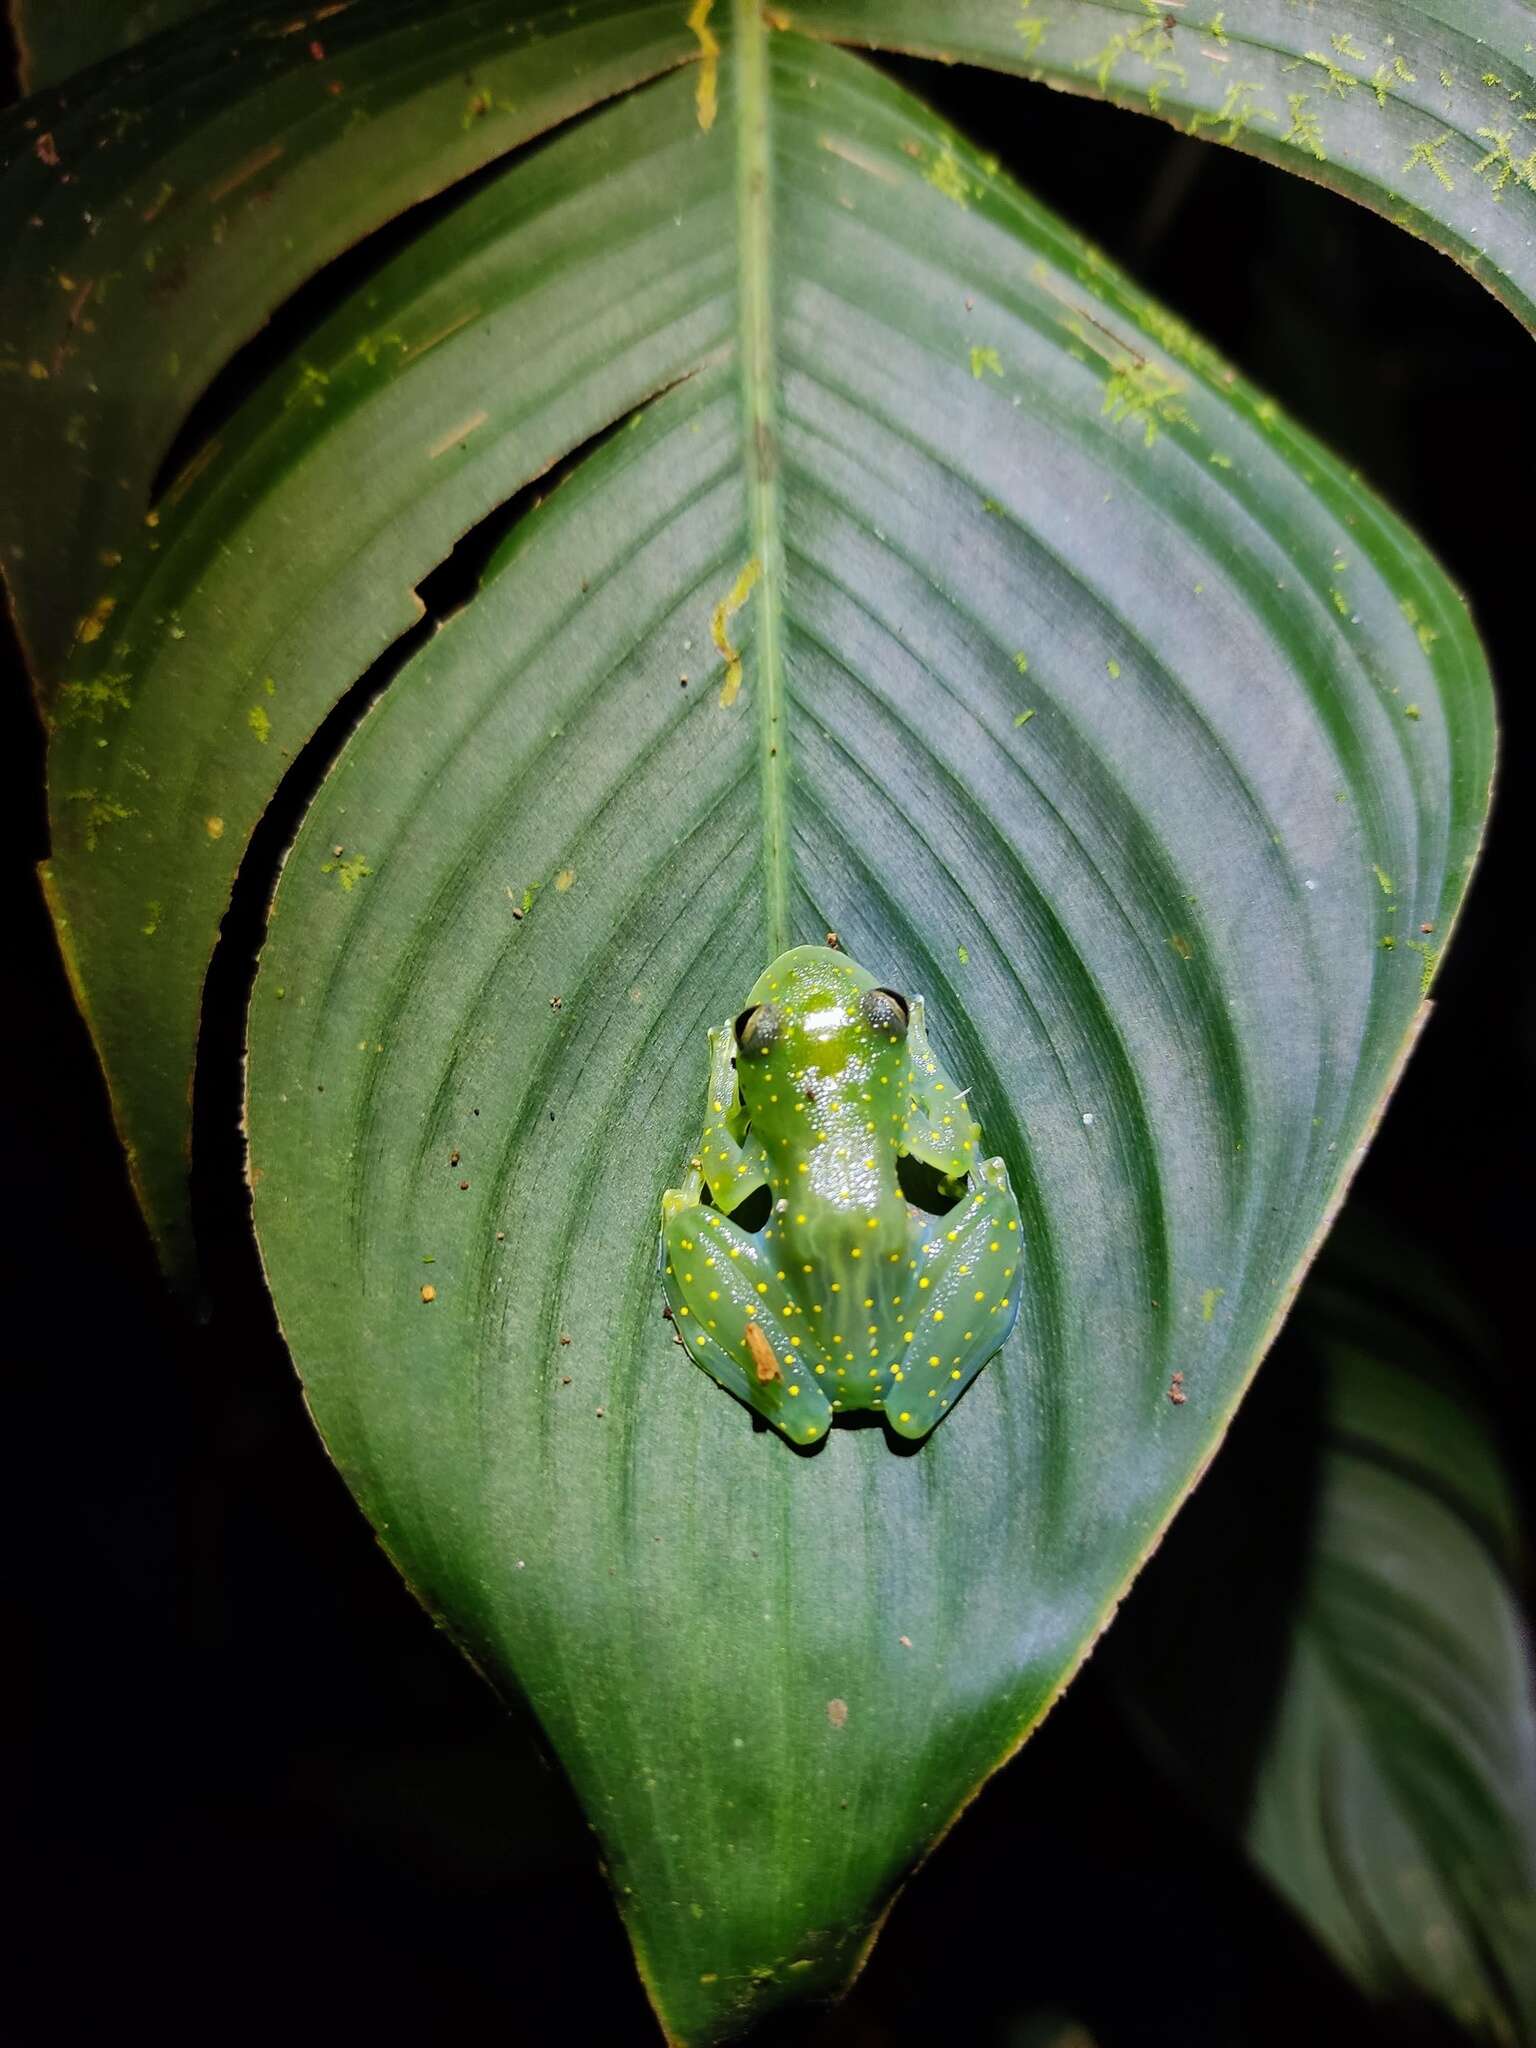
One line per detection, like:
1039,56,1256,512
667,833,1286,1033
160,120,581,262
661,1194,833,1445
899,996,983,1185
686,1024,772,1218
886,1156,1022,1441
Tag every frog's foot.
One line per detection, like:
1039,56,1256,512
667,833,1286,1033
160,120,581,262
885,1157,1022,1442
661,1195,833,1446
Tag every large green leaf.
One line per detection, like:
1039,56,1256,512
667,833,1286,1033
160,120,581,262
1111,1231,1536,2043
227,17,1489,2044
790,0,1536,336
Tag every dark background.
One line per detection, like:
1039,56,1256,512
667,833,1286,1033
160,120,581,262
5,28,1531,2048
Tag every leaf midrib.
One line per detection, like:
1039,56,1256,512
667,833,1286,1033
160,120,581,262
734,0,791,956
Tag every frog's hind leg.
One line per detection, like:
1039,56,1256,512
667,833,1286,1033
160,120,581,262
661,1195,833,1446
885,1156,1022,1441
898,996,982,1189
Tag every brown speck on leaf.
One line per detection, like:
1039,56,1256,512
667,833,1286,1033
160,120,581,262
449,1150,460,1166
559,1334,572,1346
1421,922,1435,934
825,931,840,949
420,1284,437,1304
1169,1382,1187,1405
744,1323,783,1383
661,1304,674,1322
680,674,689,688
35,133,59,166
900,139,921,158
898,1635,912,1649
561,1375,572,1385
331,844,343,858
595,1406,606,1418
496,1231,506,1242
550,995,562,1010
1171,1370,1184,1383
459,1181,470,1191
964,295,974,311
826,1698,849,1729
309,38,325,58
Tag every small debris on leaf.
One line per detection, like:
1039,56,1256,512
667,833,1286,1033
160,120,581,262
420,1284,437,1304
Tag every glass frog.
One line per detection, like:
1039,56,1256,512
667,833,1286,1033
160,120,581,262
660,945,1022,1446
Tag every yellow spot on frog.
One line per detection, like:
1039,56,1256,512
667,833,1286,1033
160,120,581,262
711,557,761,707
688,0,720,132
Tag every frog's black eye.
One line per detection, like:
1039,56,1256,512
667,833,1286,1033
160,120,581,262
860,987,910,1039
735,1001,782,1056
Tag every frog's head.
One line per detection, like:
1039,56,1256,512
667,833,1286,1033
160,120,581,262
732,945,910,1128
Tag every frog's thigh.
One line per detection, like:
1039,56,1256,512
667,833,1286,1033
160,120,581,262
886,1158,1022,1441
662,1204,833,1446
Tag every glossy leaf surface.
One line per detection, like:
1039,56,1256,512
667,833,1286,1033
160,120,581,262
792,0,1536,336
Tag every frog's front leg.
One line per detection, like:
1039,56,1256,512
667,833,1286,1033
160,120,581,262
899,996,983,1188
689,1024,772,1218
661,1191,834,1445
885,1156,1022,1441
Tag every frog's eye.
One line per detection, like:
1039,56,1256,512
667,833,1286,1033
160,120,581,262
735,1001,783,1057
860,987,910,1039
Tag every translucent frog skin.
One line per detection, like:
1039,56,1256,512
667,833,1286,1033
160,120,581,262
661,945,1023,1446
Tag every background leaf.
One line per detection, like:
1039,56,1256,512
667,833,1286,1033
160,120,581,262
9,0,222,94
0,0,698,692
1108,1224,1536,2045
210,14,1495,2041
790,0,1536,337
